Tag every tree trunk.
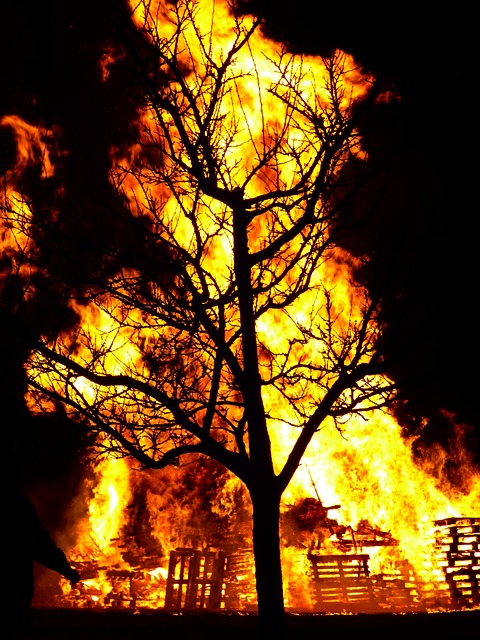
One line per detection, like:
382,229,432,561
251,487,286,639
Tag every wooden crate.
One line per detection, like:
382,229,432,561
308,554,379,612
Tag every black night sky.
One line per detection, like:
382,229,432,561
1,0,479,488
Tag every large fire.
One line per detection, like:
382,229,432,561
1,0,478,615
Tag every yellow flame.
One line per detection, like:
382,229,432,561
2,0,478,613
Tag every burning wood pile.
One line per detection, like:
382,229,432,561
44,512,478,614
157,518,479,614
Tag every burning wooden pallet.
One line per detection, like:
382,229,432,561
221,551,256,610
434,517,480,607
371,561,450,611
307,553,379,612
164,548,224,609
164,548,256,611
371,564,419,611
307,554,448,612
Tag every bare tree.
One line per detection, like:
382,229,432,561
3,1,397,635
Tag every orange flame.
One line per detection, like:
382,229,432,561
1,0,478,614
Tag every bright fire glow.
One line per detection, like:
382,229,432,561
1,0,478,614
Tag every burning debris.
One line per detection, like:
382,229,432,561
282,497,345,550
29,428,480,615
340,519,398,551
36,472,477,615
282,498,397,553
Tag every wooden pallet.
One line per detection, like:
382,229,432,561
308,554,379,612
371,564,450,611
164,548,224,610
372,571,420,610
164,548,257,611
222,551,256,610
434,517,480,606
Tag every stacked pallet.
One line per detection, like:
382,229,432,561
371,562,420,611
371,561,450,611
434,517,480,607
307,553,379,612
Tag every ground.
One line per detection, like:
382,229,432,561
15,607,480,639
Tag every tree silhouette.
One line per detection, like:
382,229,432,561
2,1,398,635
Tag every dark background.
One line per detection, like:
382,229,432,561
1,0,478,489
22,607,480,638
